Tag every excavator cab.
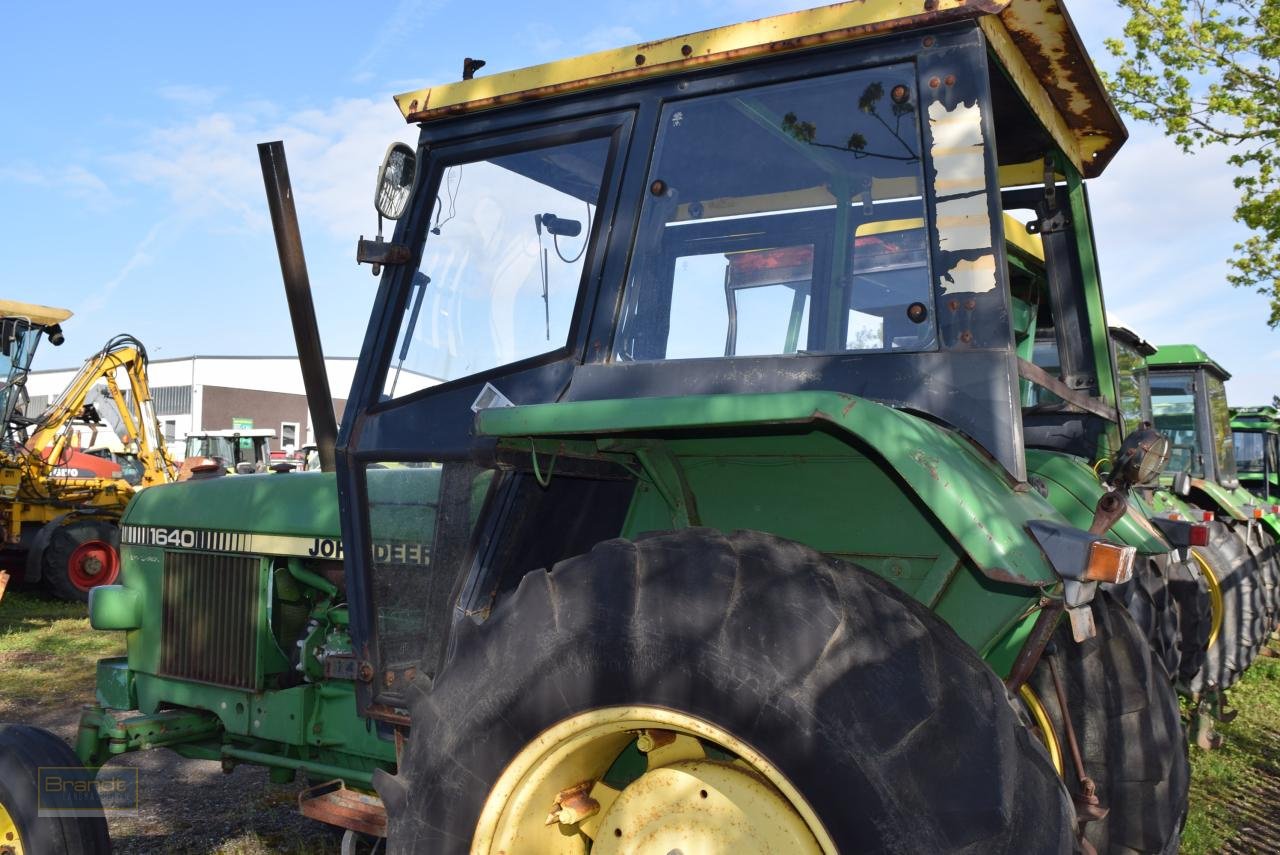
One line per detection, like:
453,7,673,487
0,301,69,429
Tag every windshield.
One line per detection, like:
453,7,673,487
1151,372,1199,475
1234,430,1270,474
1205,375,1237,480
1112,336,1150,434
385,135,612,395
613,63,934,361
0,322,43,428
185,436,236,467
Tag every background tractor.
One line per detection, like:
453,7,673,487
4,1,1217,853
1145,345,1280,731
0,305,175,601
1231,404,1280,503
176,428,275,478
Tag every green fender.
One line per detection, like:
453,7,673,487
1024,450,1170,555
478,391,1068,589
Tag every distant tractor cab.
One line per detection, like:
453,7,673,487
1231,405,1280,504
178,428,274,478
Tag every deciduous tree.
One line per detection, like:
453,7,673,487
1106,0,1280,322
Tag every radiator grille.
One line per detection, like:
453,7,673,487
160,551,260,690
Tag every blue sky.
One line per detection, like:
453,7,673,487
2,0,1276,403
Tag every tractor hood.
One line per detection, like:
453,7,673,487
121,471,340,540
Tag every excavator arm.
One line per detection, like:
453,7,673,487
27,335,177,488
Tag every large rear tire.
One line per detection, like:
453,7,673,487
1108,554,1180,681
39,519,121,603
0,724,111,854
379,528,1074,853
1166,554,1212,687
1027,593,1189,854
1188,521,1267,692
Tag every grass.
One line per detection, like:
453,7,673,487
1181,646,1280,853
0,590,123,717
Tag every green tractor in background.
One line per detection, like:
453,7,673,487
0,0,1231,852
1231,405,1280,503
1146,346,1280,710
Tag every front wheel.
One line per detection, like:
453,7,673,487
0,724,111,854
379,528,1074,853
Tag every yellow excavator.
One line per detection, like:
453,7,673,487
0,300,176,601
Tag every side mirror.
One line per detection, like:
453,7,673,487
374,142,417,222
1109,427,1171,490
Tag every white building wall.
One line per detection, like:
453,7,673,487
21,355,431,446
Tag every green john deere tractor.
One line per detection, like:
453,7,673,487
1147,346,1280,700
1231,405,1280,504
2,1,1211,853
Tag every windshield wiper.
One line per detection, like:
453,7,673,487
389,272,430,398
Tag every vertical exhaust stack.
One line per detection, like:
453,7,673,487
257,141,338,473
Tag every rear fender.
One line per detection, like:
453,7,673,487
478,391,1066,589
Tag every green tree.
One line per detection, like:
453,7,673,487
1105,0,1280,323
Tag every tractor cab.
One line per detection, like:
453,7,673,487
1230,405,1280,503
1148,345,1239,493
179,428,275,477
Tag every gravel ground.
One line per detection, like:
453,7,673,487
25,706,343,855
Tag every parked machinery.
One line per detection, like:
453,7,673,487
0,306,176,600
1230,405,1280,503
11,1,1224,853
1146,346,1280,728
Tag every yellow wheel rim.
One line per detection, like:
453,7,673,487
471,706,837,854
1018,684,1064,778
1192,548,1224,650
0,797,25,855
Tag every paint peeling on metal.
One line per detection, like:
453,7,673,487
927,100,986,194
940,255,997,295
928,99,999,295
935,197,992,252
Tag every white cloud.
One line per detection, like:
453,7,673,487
110,97,417,242
580,25,642,53
0,162,117,209
81,220,169,314
353,0,448,76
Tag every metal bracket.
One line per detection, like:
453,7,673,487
599,439,701,528
1026,155,1070,235
1017,358,1118,422
356,235,413,275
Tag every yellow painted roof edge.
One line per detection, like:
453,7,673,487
0,300,72,326
395,0,1004,121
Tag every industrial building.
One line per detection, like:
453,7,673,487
24,354,435,456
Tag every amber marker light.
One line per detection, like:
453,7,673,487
1084,541,1137,584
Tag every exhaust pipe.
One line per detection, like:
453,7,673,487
257,141,338,473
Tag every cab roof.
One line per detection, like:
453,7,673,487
395,0,1125,177
0,299,72,327
190,429,276,439
1231,405,1279,430
1148,344,1231,380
